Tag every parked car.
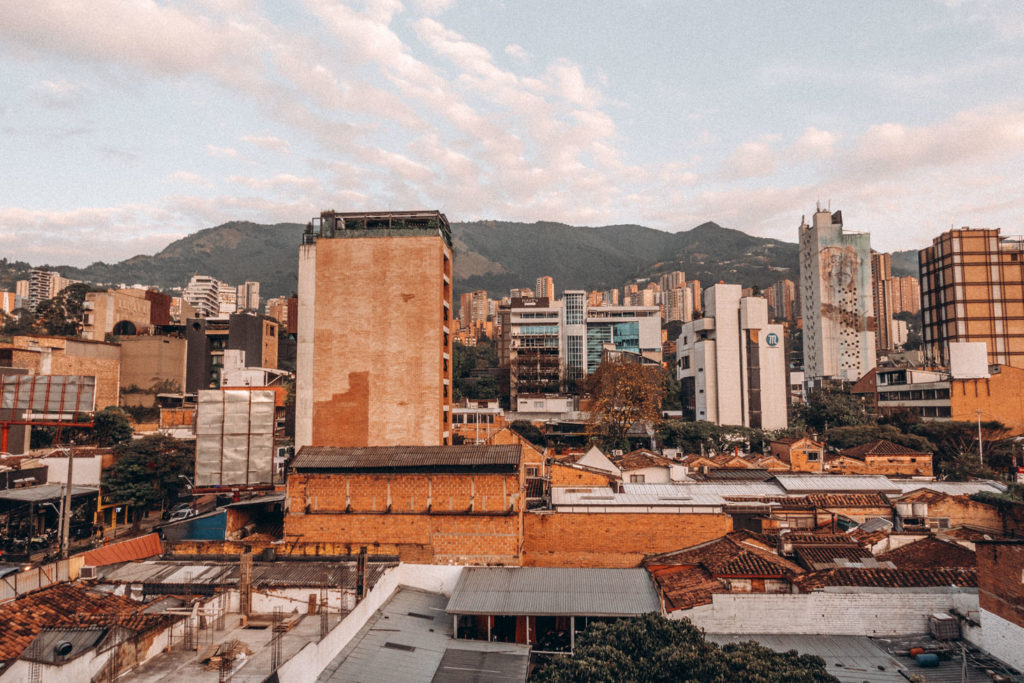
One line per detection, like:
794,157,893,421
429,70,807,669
167,507,196,522
162,502,192,520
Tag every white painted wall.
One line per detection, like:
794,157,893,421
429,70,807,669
43,455,103,486
673,588,978,636
968,609,1024,671
294,243,317,451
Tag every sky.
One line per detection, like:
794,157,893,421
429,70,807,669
1,0,1023,267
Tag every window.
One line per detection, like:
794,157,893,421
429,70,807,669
681,356,690,369
806,451,819,461
526,466,539,477
629,474,645,483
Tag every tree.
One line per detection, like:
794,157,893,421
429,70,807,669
102,435,194,525
662,371,682,412
910,420,1014,477
823,424,935,454
509,419,544,447
795,387,872,432
659,420,769,455
585,359,666,450
532,613,837,683
92,407,133,446
34,282,90,336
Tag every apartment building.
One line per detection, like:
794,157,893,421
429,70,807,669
185,312,278,392
920,227,1024,368
498,292,661,403
182,274,226,318
799,206,876,383
535,276,555,301
236,281,260,312
295,210,453,449
27,269,76,311
676,284,788,429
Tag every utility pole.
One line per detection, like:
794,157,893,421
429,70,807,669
977,409,984,466
59,440,74,559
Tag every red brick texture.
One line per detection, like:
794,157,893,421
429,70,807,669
976,542,1024,627
522,512,733,568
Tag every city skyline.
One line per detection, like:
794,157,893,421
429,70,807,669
2,1,1023,266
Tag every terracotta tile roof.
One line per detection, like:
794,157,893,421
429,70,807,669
0,583,176,665
646,564,725,611
795,567,977,590
782,533,854,545
840,440,930,459
646,533,804,578
804,493,893,508
82,533,162,567
613,449,674,471
711,454,754,468
941,526,1006,542
877,537,976,569
793,545,875,569
895,488,949,504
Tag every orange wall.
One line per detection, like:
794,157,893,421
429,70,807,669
951,366,1024,435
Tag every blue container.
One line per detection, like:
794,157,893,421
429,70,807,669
915,653,940,668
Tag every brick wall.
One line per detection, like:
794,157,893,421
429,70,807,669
284,471,523,564
523,511,732,568
549,464,616,487
864,454,933,477
976,542,1024,628
928,496,1004,532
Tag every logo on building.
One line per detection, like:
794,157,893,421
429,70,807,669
765,332,779,347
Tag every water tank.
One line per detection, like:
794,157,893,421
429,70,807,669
915,653,940,668
912,502,928,517
895,502,913,517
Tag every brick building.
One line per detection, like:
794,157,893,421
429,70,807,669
296,210,453,449
769,437,824,473
284,445,522,564
836,440,933,477
975,540,1024,670
4,335,121,409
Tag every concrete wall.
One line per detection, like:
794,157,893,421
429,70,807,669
118,336,187,394
675,588,979,636
972,609,1024,671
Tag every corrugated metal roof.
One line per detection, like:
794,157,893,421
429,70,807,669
551,487,726,508
100,560,397,589
622,482,787,497
292,445,521,470
891,480,1004,496
0,484,97,503
445,567,660,617
775,475,900,494
318,588,529,683
82,533,162,567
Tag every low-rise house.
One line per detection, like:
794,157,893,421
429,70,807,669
770,437,824,473
612,449,687,484
895,488,1004,532
837,440,933,477
877,536,976,569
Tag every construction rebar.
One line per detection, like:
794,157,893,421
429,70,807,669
271,606,283,672
320,586,329,640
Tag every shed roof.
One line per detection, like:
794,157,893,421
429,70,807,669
0,485,97,503
774,475,900,494
82,533,162,567
445,567,660,617
839,440,930,459
291,445,520,471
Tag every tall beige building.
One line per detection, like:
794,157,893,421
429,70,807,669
920,227,1024,368
296,210,453,449
871,251,895,351
535,276,555,301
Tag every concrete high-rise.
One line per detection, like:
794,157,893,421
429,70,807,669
799,206,876,382
676,284,787,429
183,275,225,318
871,251,895,352
535,276,555,301
296,210,453,449
236,281,261,312
920,227,1024,368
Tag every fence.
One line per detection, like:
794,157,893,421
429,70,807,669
0,555,86,604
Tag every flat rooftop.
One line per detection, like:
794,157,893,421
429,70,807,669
291,445,521,472
318,587,529,683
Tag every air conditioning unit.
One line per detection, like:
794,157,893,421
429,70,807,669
612,449,623,457
79,566,97,579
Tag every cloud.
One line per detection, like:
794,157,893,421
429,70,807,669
30,79,86,108
721,136,779,179
792,127,838,161
240,135,291,154
415,0,454,15
505,44,528,62
205,144,238,158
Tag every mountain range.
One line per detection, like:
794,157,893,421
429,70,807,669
7,220,920,300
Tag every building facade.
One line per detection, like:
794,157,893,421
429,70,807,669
799,206,876,382
499,293,661,403
676,284,788,429
920,227,1024,368
535,276,555,301
182,275,225,318
296,210,453,449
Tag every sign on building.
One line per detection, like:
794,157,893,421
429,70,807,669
0,375,96,417
195,389,276,488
